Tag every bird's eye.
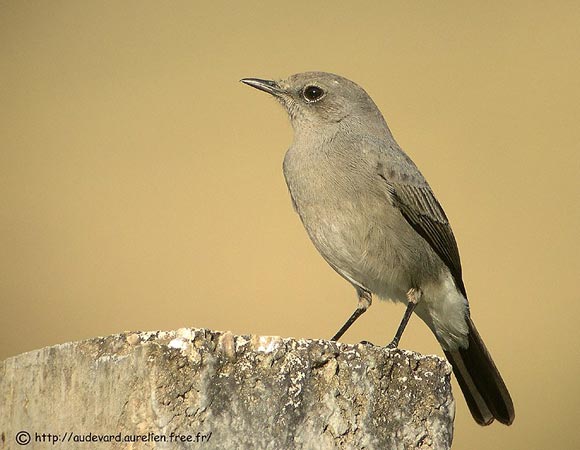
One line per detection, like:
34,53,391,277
302,85,325,103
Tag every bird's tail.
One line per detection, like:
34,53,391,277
443,317,515,426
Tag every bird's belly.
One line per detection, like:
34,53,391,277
297,195,442,303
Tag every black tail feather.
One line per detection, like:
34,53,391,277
444,317,515,426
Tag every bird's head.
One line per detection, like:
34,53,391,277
242,72,388,134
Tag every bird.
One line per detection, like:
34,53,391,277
241,72,514,426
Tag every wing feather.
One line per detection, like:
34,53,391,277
375,145,467,297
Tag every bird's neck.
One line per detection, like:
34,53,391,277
291,114,394,149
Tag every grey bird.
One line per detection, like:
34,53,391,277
241,72,514,426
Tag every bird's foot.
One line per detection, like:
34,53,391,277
386,338,399,349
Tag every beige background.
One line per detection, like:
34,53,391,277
1,1,579,449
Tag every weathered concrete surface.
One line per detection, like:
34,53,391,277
0,329,454,449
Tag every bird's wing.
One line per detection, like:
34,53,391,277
376,143,467,297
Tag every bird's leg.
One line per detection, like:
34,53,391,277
386,288,422,349
331,288,372,341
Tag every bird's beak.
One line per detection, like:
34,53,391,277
240,78,282,96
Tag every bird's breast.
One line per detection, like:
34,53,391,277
282,144,443,301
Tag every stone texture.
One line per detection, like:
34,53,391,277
0,328,454,449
